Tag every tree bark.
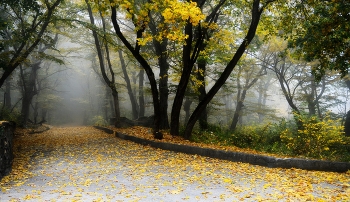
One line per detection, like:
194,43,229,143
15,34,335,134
4,78,11,109
158,57,170,129
138,69,145,117
20,63,40,126
118,48,139,119
275,57,300,113
257,80,270,123
170,22,194,136
345,110,350,137
148,14,170,129
33,100,39,124
111,6,162,139
183,97,192,125
183,0,265,139
230,90,247,131
104,87,109,121
154,40,170,129
86,0,121,125
197,59,208,130
111,90,121,126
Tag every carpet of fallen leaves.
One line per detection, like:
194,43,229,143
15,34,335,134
0,126,349,201
114,126,284,157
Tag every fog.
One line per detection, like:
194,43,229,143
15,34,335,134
1,37,348,128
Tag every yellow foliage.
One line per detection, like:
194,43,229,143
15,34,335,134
162,1,204,26
280,113,349,159
102,0,206,45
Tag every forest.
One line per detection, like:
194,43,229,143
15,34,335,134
1,0,350,161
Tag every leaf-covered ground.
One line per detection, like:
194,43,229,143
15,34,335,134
1,126,349,201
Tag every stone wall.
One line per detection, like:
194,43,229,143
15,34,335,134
0,121,16,180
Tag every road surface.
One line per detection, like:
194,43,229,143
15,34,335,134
0,126,349,201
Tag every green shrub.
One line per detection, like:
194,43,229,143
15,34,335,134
231,125,261,148
0,107,21,124
91,116,108,126
230,120,294,153
280,113,350,160
190,124,232,145
190,115,350,161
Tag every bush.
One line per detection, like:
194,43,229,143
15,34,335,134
91,116,108,126
231,120,294,154
280,113,350,160
0,108,21,125
190,124,232,145
190,115,350,161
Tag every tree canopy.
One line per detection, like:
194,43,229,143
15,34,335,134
0,0,64,88
287,0,350,80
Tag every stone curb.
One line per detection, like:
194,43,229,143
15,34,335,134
94,126,350,173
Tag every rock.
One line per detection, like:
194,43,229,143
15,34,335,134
0,121,16,180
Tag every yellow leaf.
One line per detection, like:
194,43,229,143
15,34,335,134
223,178,232,184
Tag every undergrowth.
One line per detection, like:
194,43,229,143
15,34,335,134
91,115,108,126
0,107,21,124
191,114,350,162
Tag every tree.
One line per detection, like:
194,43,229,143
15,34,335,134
261,38,341,129
287,0,350,80
0,0,64,88
18,32,60,126
183,0,274,138
230,58,266,131
255,73,275,123
102,0,276,139
284,1,350,136
85,0,121,126
138,68,145,117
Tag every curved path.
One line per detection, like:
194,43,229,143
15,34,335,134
1,127,349,201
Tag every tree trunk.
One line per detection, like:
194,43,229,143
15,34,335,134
112,90,121,127
159,63,170,129
183,0,264,139
170,22,194,136
230,91,246,131
257,80,270,123
276,63,300,113
224,95,232,125
20,63,40,126
307,80,316,116
229,56,266,130
257,85,264,123
307,96,316,116
21,95,31,126
139,69,145,117
197,59,208,130
118,48,139,119
4,78,11,109
33,100,39,124
104,87,109,121
86,0,122,128
111,6,162,139
156,43,170,129
183,97,192,125
343,77,350,136
345,110,350,137
41,108,47,124
148,13,170,129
